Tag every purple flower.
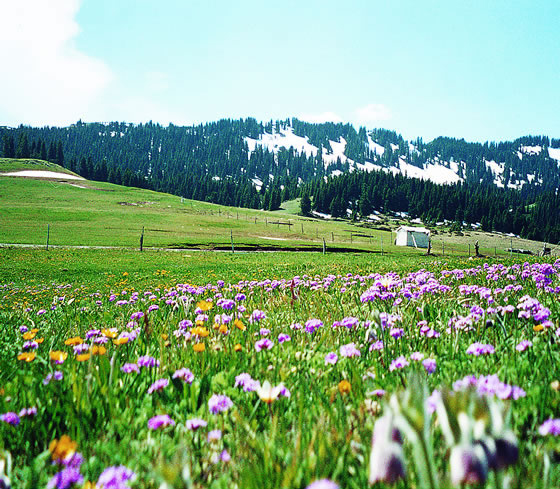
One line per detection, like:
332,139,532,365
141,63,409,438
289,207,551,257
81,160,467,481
97,465,135,489
389,328,404,338
410,351,424,361
304,318,323,333
340,342,361,358
422,358,437,374
340,316,358,329
278,333,291,343
208,394,233,414
369,340,384,352
249,309,267,323
389,356,409,372
147,304,159,313
306,479,340,489
515,340,533,352
47,467,83,489
325,352,338,365
121,363,140,374
186,418,208,430
137,355,160,368
148,414,175,430
220,449,231,463
19,406,37,417
255,338,273,351
172,367,194,383
147,378,169,394
449,444,488,486
235,373,260,392
466,342,495,356
208,429,222,442
539,419,560,436
0,412,20,426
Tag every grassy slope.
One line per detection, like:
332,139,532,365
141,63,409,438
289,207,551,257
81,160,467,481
0,158,551,256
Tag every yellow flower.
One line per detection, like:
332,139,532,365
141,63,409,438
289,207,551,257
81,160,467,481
91,345,107,356
31,328,39,333
234,319,246,331
234,343,243,352
338,380,351,394
36,337,44,343
218,324,228,334
161,334,168,340
193,343,205,352
17,351,36,362
49,435,77,464
191,326,209,338
64,337,83,346
50,351,68,363
23,331,36,340
113,337,129,346
533,324,545,332
101,328,118,339
197,300,212,311
76,353,91,362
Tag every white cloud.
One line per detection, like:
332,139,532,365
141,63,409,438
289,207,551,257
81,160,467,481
298,111,343,124
354,103,392,124
0,0,112,126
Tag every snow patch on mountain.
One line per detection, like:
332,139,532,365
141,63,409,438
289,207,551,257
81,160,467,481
520,145,542,155
398,157,463,184
548,147,560,162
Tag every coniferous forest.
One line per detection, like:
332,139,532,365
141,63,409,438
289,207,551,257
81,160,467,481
1,118,560,243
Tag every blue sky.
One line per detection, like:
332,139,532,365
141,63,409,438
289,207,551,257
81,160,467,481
1,0,559,142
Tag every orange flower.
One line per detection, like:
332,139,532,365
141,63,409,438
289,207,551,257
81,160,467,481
36,337,44,343
533,324,545,332
234,343,243,352
191,326,209,338
101,328,118,339
338,380,351,394
50,351,68,363
193,343,205,352
49,435,77,463
31,328,39,333
91,345,107,356
23,331,36,340
218,324,228,334
196,300,212,311
64,337,83,346
161,334,169,340
234,319,246,331
17,351,36,362
76,353,91,362
113,337,129,345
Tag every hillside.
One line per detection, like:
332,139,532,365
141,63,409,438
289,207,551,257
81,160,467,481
0,159,551,256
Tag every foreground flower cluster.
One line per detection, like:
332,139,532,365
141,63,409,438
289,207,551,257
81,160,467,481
1,259,560,487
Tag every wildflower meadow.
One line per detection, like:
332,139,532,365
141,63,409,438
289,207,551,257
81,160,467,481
1,253,560,488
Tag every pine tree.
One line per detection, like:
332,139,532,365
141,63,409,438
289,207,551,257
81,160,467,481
300,190,311,216
15,133,30,158
2,134,15,158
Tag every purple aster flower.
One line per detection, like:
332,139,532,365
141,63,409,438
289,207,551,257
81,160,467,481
249,309,267,323
147,304,159,313
147,378,169,394
208,429,222,442
306,479,340,489
37,309,46,315
515,340,533,352
389,356,409,372
220,449,231,463
137,355,160,368
255,338,273,351
304,318,323,333
97,465,135,489
340,316,359,329
208,394,233,414
47,467,83,489
369,340,384,352
219,299,235,310
278,333,291,343
0,412,20,426
85,329,101,339
73,343,89,354
410,352,424,361
121,363,140,374
186,418,208,430
259,328,271,336
20,325,29,333
368,389,386,397
172,367,194,383
19,406,37,417
235,373,260,392
148,414,175,430
340,342,360,358
466,342,495,356
422,358,437,374
325,352,338,365
389,328,404,338
539,419,560,436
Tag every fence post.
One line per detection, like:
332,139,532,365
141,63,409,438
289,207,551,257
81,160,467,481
322,237,326,255
442,239,445,255
381,236,383,255
231,230,234,253
140,226,144,252
46,224,50,251
331,232,334,242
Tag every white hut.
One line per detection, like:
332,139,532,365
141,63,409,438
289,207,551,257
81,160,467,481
395,226,430,248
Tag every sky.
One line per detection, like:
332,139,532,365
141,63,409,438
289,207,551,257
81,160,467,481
0,0,559,142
